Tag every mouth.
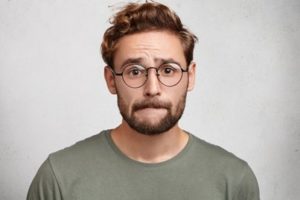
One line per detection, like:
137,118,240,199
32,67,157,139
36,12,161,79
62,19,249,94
137,104,166,109
132,100,171,115
133,103,169,110
134,107,167,115
137,106,166,111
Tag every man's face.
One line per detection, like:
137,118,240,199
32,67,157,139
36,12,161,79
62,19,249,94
105,31,195,135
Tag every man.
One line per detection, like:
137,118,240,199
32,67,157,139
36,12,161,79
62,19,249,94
27,1,260,200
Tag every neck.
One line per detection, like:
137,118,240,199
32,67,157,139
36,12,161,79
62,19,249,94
110,120,189,164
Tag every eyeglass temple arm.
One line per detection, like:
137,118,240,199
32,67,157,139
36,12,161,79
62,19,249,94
108,66,123,76
181,65,189,72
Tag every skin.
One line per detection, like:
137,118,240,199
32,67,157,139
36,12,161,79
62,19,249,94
104,30,196,164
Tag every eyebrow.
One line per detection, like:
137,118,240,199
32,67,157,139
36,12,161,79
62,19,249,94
155,58,182,66
120,58,143,69
119,57,182,69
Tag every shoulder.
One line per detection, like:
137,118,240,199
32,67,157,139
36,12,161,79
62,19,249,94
188,134,260,199
47,130,111,174
27,130,114,199
188,133,254,178
50,130,108,158
190,134,247,164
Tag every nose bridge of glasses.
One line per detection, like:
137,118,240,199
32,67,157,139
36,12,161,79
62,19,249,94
144,67,160,87
145,67,160,77
143,67,162,94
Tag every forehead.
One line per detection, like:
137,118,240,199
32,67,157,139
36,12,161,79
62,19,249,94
113,31,186,68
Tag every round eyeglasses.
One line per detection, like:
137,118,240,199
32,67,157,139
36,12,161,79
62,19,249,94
110,63,189,88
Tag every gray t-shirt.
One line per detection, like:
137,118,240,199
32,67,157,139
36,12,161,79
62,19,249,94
27,130,260,200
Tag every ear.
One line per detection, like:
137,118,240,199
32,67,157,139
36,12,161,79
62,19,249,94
104,66,117,94
187,62,196,91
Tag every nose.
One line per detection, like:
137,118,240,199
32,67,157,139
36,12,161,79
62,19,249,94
143,68,161,97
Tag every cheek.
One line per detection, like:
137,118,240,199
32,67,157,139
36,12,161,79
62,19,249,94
116,84,140,111
167,80,188,107
167,89,184,105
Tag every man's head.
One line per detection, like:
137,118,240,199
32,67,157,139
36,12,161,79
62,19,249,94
101,2,197,135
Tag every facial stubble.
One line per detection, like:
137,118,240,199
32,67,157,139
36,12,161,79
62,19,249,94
117,90,187,135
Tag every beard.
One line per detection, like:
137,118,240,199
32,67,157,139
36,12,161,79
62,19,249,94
117,91,187,136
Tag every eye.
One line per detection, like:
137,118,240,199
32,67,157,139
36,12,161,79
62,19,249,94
124,64,145,78
131,68,141,76
159,64,180,76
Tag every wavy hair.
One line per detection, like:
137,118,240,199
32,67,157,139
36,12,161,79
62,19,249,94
101,1,198,68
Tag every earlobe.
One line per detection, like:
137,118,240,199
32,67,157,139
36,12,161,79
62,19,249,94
187,62,196,91
104,66,117,94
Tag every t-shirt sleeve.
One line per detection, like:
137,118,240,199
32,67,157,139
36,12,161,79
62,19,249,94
233,163,260,200
27,158,62,200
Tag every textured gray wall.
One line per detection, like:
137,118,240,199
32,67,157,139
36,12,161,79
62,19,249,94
1,0,299,199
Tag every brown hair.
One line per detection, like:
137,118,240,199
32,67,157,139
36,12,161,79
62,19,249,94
101,1,198,68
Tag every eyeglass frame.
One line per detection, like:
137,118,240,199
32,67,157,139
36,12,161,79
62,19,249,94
109,62,190,88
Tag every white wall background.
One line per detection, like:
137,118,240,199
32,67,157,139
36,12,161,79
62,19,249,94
1,0,299,199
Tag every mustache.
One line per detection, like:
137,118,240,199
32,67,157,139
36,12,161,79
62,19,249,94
132,99,172,111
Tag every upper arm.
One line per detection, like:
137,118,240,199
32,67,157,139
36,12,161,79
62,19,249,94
233,163,260,200
27,158,63,200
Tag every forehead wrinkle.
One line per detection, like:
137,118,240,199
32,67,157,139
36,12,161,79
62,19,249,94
132,45,160,55
130,46,159,65
115,31,187,68
131,43,181,64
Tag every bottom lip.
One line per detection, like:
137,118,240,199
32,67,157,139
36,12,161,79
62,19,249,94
138,107,165,110
135,107,167,112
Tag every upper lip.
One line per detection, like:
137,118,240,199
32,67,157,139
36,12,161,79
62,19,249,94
137,104,167,109
133,100,170,111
